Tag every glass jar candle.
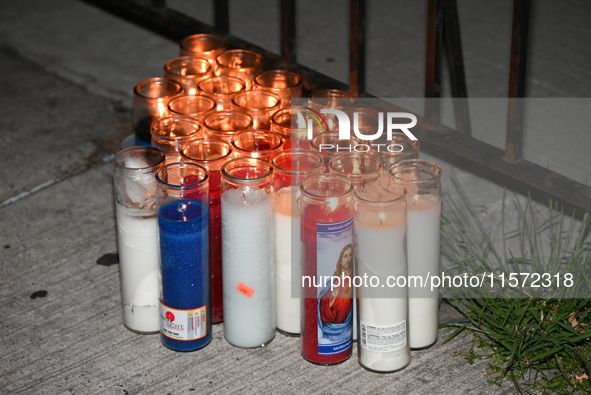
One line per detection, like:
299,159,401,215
328,151,382,190
254,70,302,107
372,132,420,169
150,116,202,164
221,157,276,348
271,149,323,336
355,184,410,372
156,162,211,351
167,94,216,124
388,159,442,349
179,34,227,68
113,146,166,334
310,131,360,172
180,139,233,325
202,109,253,143
300,174,355,365
308,89,357,130
231,130,283,161
198,76,246,111
232,90,281,130
164,56,214,95
133,77,183,146
270,106,327,149
215,49,264,90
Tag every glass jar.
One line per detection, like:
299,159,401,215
156,162,211,351
180,139,233,324
164,56,213,95
270,106,327,149
113,146,166,334
354,184,410,372
133,77,183,146
150,116,202,164
198,76,247,111
167,94,216,124
215,49,264,90
179,34,227,68
232,90,282,130
271,149,323,336
388,159,442,349
300,174,355,365
202,109,253,143
308,89,357,130
231,130,283,161
254,69,302,107
220,157,275,348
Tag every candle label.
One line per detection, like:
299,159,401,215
160,303,207,341
360,320,407,352
236,282,255,298
316,216,354,355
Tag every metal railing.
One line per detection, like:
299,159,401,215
84,0,591,212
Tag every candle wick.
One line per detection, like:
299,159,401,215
379,218,382,225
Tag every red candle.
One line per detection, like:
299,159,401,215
300,174,355,364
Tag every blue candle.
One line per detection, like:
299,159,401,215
159,198,211,351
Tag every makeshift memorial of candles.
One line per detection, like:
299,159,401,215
271,149,323,335
167,94,216,124
270,106,327,149
310,131,360,172
221,158,276,348
150,116,202,164
215,49,264,90
113,146,166,334
231,130,283,161
133,77,183,146
164,56,214,95
232,90,282,130
308,89,357,130
328,151,382,341
202,109,253,143
180,139,233,324
179,33,227,67
198,76,246,111
371,131,420,169
254,70,303,107
156,162,211,351
388,160,442,349
300,174,355,365
354,184,410,372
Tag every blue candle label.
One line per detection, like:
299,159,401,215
160,303,207,341
360,320,407,352
316,216,354,355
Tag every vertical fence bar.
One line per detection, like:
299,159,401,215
504,0,530,162
349,0,366,96
425,0,443,126
280,0,296,67
214,0,229,36
442,0,471,135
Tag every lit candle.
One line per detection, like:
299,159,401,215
181,139,234,324
221,158,276,348
150,116,202,164
156,163,211,351
215,49,264,90
164,56,213,96
231,130,284,161
179,34,227,68
271,149,323,335
254,70,303,107
270,107,327,149
354,186,410,372
113,147,166,334
389,160,442,349
231,90,282,130
300,174,355,364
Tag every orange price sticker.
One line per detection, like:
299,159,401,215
236,282,255,298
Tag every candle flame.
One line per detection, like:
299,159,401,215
157,102,168,117
328,197,338,212
379,212,386,226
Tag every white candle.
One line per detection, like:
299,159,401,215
355,210,410,372
274,187,302,335
407,194,441,348
115,202,160,333
222,188,276,348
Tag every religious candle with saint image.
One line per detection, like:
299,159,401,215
389,159,442,349
221,157,276,348
271,149,323,335
354,184,410,372
300,174,355,364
